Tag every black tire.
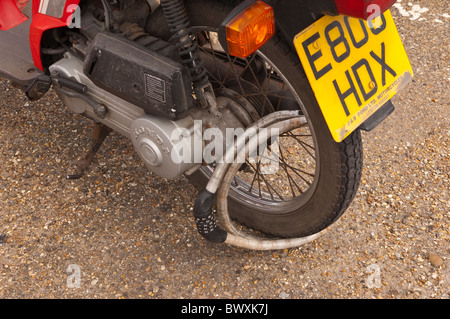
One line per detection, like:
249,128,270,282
148,0,363,238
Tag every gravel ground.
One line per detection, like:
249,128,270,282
0,0,448,300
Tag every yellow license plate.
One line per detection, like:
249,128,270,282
294,10,413,142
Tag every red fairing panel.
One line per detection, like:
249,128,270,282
30,0,80,70
0,0,28,30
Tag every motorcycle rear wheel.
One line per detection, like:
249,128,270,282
149,0,363,238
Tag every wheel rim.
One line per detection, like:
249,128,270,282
194,28,321,211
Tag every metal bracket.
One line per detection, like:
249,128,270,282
66,123,112,179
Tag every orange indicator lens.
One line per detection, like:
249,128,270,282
225,1,275,58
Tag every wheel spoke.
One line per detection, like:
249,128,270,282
278,146,302,197
197,30,317,205
245,160,285,201
277,150,314,185
286,131,316,160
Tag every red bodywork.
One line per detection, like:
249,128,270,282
0,0,79,71
333,0,397,20
0,0,28,30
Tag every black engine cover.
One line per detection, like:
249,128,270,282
83,32,193,118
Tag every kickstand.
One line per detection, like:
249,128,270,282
67,123,112,180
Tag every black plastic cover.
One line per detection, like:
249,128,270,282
83,32,193,118
359,100,395,131
272,0,337,54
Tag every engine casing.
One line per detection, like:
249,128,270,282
50,53,201,180
131,115,202,179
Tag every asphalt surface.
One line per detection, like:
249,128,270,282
0,0,448,300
